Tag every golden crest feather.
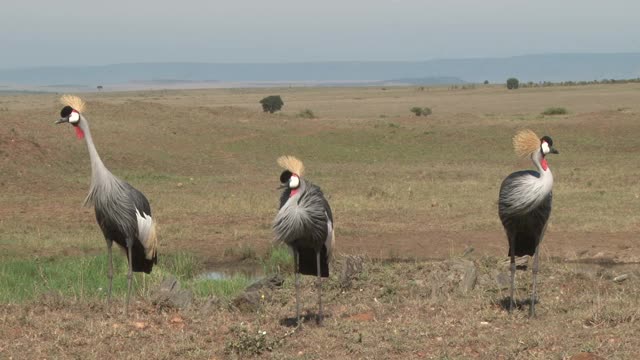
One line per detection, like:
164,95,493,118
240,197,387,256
277,155,305,176
513,129,541,158
60,95,86,113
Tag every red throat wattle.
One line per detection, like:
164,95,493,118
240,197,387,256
290,189,299,197
74,126,85,140
540,157,548,171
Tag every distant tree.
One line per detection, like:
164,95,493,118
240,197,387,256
483,80,489,85
260,95,284,113
97,85,103,91
506,77,519,90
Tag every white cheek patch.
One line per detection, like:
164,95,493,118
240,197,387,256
541,141,550,154
289,176,300,188
69,112,80,124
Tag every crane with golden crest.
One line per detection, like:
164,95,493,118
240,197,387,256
55,95,158,316
273,156,334,326
499,129,559,316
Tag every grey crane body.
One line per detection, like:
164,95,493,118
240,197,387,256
57,100,157,315
499,170,552,257
276,179,333,277
92,180,157,273
273,159,334,326
498,132,557,317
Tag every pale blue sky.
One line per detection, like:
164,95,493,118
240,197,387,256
2,0,639,68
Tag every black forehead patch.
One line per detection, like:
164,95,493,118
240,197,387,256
541,135,553,146
280,170,292,183
60,106,73,117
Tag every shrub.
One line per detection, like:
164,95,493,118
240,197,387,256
483,80,489,85
506,77,519,90
542,107,568,115
259,95,284,113
410,107,432,117
296,109,316,119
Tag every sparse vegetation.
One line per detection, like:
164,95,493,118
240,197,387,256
259,95,284,113
410,106,432,116
225,324,276,356
542,107,568,115
261,245,292,274
506,77,519,90
296,108,316,119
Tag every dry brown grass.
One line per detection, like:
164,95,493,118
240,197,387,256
1,83,640,358
1,84,639,262
1,256,640,359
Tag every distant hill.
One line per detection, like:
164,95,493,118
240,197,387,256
1,53,639,90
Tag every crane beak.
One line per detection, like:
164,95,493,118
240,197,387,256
55,118,68,124
550,147,559,154
277,184,288,190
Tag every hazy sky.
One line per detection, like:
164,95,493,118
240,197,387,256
2,0,639,68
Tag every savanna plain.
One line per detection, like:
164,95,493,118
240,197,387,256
1,84,640,359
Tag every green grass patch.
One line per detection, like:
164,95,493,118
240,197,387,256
190,275,253,299
0,255,131,303
261,244,293,274
0,252,253,304
541,107,568,115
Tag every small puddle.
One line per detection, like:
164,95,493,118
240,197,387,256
201,262,265,281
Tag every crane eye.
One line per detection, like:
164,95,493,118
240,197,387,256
69,111,80,124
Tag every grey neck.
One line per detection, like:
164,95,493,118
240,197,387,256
78,116,111,185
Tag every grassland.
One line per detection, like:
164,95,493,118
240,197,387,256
1,83,640,358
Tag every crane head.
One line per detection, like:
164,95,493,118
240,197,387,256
55,95,86,139
513,130,558,157
279,170,300,190
540,136,559,156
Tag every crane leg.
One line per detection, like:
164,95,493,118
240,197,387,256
316,250,323,326
106,239,114,305
294,249,301,326
125,244,133,317
529,244,540,317
508,238,516,314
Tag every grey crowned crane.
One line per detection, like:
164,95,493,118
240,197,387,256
56,95,158,316
499,129,558,317
273,156,334,326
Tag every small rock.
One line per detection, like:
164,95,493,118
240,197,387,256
169,316,184,324
233,290,268,312
340,255,364,289
131,321,147,330
150,276,193,309
202,295,222,311
458,260,477,292
232,275,283,312
495,272,511,290
613,274,629,283
461,246,475,257
245,274,284,292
